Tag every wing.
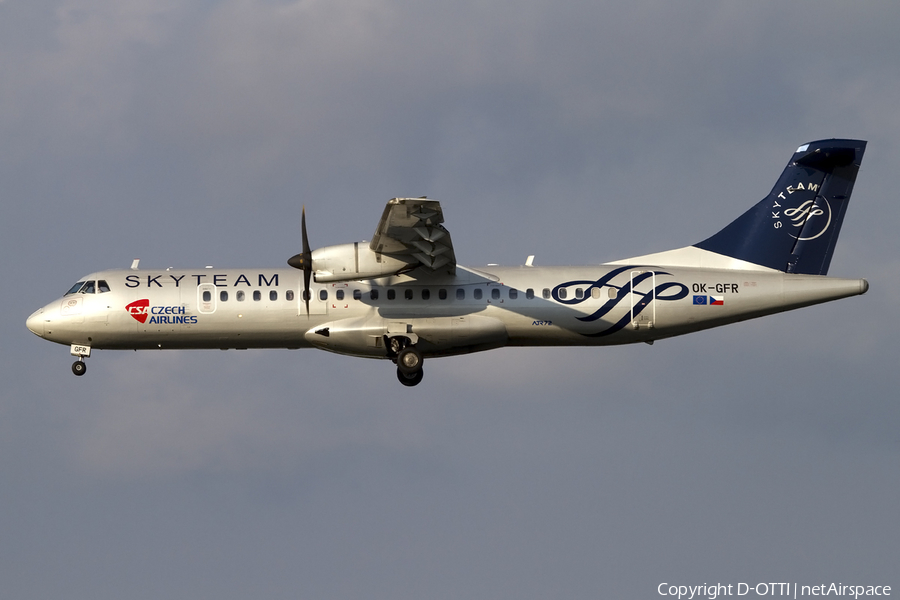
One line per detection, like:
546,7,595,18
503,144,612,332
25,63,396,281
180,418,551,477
369,198,456,274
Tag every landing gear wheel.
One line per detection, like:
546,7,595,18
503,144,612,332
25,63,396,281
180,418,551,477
72,360,86,376
396,346,423,375
397,367,424,387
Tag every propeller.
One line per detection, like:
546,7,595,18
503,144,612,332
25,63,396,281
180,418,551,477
287,207,313,315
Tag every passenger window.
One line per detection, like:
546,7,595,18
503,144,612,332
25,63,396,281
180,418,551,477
370,289,379,301
387,289,396,300
286,290,294,301
474,289,483,300
509,288,518,300
254,290,261,301
404,289,413,300
439,289,447,300
559,288,567,300
98,280,111,293
456,288,465,300
422,289,430,300
591,287,601,299
82,281,96,294
319,290,327,301
353,289,361,300
237,290,245,301
576,288,583,299
220,291,228,301
542,288,551,299
491,288,500,300
526,288,534,299
203,290,212,302
270,290,277,301
608,288,617,299
336,289,344,301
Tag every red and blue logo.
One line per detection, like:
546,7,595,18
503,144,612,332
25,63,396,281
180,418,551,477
125,299,197,324
126,299,150,323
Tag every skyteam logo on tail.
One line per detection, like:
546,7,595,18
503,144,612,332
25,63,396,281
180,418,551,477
771,181,832,240
784,198,832,240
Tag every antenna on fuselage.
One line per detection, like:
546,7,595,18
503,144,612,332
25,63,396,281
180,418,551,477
130,259,140,270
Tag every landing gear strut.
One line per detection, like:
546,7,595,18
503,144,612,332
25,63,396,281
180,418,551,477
386,335,424,387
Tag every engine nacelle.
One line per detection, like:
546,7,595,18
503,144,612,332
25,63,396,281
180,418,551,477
311,242,416,282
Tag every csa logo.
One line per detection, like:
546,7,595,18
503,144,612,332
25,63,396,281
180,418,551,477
126,299,150,323
125,299,197,324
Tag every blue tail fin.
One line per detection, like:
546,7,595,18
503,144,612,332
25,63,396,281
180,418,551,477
695,139,866,275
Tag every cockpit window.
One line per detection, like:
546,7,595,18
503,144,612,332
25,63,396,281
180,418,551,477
98,280,111,293
64,281,98,294
65,282,86,295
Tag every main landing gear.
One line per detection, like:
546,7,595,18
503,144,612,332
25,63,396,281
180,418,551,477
72,359,87,376
386,336,424,387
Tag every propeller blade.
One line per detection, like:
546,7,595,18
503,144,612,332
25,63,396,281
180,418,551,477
303,266,311,316
301,206,311,315
301,206,310,256
287,206,313,316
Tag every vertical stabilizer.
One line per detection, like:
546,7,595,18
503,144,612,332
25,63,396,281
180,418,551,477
694,139,866,275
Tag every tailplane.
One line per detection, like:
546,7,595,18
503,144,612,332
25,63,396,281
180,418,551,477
694,139,866,275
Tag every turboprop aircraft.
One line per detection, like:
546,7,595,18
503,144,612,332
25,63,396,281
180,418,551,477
27,139,869,386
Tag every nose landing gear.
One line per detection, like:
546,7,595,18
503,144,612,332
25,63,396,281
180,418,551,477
70,343,91,376
385,335,424,387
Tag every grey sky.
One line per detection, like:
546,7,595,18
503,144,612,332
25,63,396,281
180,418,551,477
3,1,898,598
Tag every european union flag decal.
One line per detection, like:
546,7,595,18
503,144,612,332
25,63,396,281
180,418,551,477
693,295,707,305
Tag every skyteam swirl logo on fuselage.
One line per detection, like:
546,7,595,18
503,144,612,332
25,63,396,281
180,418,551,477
552,265,689,337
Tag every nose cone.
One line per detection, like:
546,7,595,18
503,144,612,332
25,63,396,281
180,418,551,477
26,308,44,337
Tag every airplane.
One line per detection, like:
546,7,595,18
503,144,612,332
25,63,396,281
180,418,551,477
27,139,869,387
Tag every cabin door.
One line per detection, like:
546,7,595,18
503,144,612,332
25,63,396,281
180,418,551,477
629,270,656,331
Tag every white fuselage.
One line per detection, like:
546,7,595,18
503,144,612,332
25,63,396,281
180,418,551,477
27,263,867,360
